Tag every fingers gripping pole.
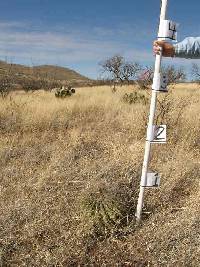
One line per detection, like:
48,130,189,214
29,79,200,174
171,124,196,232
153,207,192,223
135,0,168,223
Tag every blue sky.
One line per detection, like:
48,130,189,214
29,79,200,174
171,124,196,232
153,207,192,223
0,0,199,79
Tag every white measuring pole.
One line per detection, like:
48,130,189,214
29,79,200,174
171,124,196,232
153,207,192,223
135,0,168,223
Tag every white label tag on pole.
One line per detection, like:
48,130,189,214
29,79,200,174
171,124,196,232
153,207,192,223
147,125,167,143
141,172,160,187
152,73,168,92
158,20,178,41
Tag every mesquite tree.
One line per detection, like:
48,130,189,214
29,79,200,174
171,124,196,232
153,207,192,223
192,63,200,83
136,65,186,90
100,55,141,91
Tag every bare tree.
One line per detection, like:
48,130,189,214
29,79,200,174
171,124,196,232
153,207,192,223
100,55,124,82
136,67,154,90
0,63,14,98
100,55,141,91
163,65,186,85
121,62,141,84
192,63,200,82
136,65,186,90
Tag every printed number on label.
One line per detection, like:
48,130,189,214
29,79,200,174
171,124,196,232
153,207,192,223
152,125,166,143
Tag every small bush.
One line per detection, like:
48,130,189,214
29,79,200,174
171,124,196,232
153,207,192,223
80,182,137,239
123,91,148,105
20,78,61,92
0,75,13,98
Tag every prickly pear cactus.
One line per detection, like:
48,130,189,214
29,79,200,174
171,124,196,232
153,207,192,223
123,91,148,105
55,86,76,98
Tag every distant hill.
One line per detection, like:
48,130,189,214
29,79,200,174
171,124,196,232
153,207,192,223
33,65,90,83
0,60,91,86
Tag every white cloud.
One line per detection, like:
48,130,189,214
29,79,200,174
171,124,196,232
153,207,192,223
0,21,26,29
2,20,197,79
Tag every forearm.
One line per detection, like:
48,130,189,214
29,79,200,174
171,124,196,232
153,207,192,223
173,37,200,59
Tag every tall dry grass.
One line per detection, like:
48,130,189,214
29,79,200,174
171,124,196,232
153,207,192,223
0,84,199,266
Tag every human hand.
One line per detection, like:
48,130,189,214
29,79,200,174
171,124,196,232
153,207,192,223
153,40,175,57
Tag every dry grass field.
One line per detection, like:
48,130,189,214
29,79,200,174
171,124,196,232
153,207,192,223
0,84,199,266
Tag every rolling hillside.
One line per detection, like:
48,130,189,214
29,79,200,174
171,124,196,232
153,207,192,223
0,60,91,86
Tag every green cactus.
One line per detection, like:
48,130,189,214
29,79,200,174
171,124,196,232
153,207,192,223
55,86,76,98
123,91,148,105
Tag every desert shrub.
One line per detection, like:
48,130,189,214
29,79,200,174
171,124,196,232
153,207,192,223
123,91,148,105
80,181,138,240
0,74,13,98
0,63,15,97
20,78,44,91
154,93,189,130
20,78,61,92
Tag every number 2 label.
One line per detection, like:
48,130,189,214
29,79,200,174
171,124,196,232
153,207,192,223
152,125,167,143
